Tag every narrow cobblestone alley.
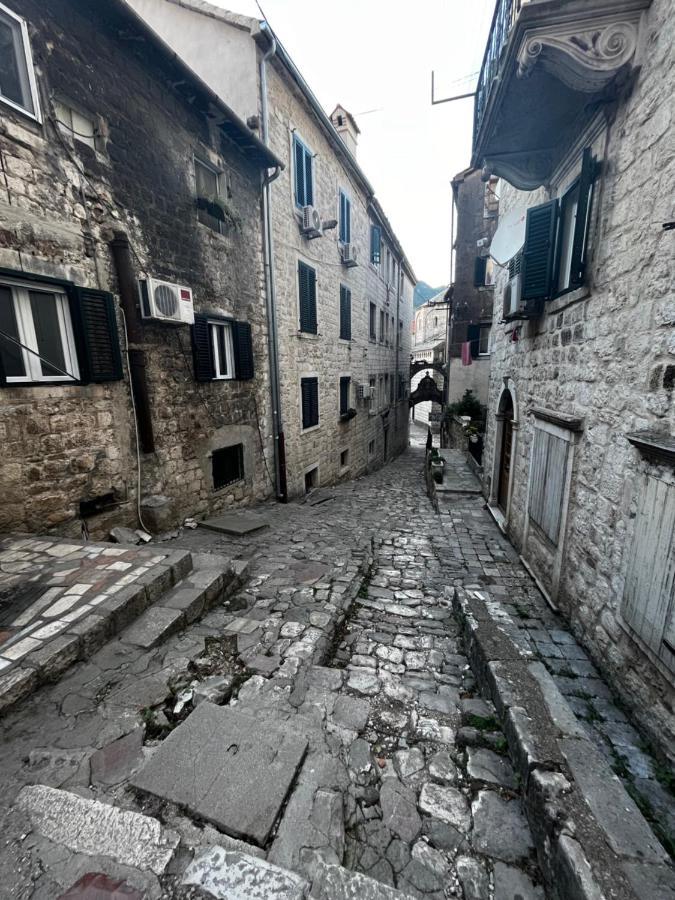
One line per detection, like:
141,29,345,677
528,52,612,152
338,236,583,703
0,431,672,899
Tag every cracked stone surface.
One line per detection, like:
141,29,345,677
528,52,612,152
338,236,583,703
0,425,669,897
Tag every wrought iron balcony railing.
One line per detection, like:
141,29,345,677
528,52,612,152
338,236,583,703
473,0,523,150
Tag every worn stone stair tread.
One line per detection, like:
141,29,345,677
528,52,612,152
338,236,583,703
311,863,418,899
119,605,185,649
198,513,270,536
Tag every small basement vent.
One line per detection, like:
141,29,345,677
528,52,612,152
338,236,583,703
212,444,244,490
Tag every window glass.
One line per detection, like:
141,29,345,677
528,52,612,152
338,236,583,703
369,303,377,341
557,183,580,291
339,190,351,243
210,321,234,379
195,159,224,233
0,11,33,114
29,291,66,377
293,135,313,207
55,101,97,150
479,325,491,356
0,285,25,377
369,376,376,413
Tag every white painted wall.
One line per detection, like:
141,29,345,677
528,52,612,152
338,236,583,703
124,0,259,123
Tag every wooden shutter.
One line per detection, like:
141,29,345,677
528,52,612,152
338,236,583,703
301,377,319,428
293,136,305,207
569,147,595,288
466,323,480,359
621,475,675,669
192,314,214,381
339,376,350,414
340,285,351,340
371,225,381,264
345,196,351,243
304,148,313,207
522,200,558,302
474,256,487,287
528,427,568,544
72,287,123,383
298,262,317,334
233,321,254,380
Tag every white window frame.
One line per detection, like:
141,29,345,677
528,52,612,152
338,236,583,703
208,319,235,380
0,3,41,122
1,279,79,383
291,129,314,211
194,156,225,234
369,376,376,414
54,99,97,151
478,324,491,356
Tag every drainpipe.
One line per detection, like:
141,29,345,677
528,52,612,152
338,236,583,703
395,260,402,438
110,230,155,453
259,23,287,501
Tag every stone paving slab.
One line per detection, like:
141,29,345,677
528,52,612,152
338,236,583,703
131,703,308,847
199,513,270,536
182,846,309,899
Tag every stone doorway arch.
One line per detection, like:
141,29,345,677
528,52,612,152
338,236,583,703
489,378,519,529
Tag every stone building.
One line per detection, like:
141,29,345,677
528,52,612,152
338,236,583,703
0,0,281,537
445,168,499,407
410,290,448,430
124,0,416,499
473,0,675,758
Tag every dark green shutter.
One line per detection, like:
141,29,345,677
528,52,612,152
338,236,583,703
301,377,319,428
345,196,351,243
299,261,317,334
370,225,381,264
340,285,351,340
294,136,304,207
73,287,123,383
473,256,487,287
467,323,480,359
192,314,214,381
570,147,595,288
340,192,351,243
522,200,558,301
339,376,350,415
233,321,254,380
304,149,313,207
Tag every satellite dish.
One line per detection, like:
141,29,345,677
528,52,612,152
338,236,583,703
490,207,528,266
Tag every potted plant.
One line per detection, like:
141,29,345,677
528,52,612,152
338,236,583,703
429,448,445,483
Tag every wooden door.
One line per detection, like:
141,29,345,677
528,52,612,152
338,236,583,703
498,416,513,512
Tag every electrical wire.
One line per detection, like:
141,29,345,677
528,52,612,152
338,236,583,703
119,306,151,534
0,327,79,380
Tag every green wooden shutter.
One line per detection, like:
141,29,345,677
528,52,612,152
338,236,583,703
474,256,487,287
233,321,254,380
304,148,313,207
340,191,351,243
73,287,123,383
299,261,317,334
466,323,481,359
294,136,305,207
570,147,595,288
522,200,558,301
310,378,319,425
192,314,214,381
339,376,350,415
340,285,351,340
301,377,319,428
345,196,351,243
370,225,381,264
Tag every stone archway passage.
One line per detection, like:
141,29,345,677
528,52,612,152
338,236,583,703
409,373,444,408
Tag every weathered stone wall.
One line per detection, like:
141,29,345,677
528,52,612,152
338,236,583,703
264,58,412,497
482,0,675,758
0,0,273,537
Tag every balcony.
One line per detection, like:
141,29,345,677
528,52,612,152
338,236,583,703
472,0,652,189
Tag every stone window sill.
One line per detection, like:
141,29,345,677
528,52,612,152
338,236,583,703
301,424,321,435
297,331,320,340
546,285,591,316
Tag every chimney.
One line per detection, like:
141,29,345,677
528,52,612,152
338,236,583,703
330,104,360,157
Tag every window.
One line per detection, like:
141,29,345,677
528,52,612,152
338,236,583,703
528,427,569,545
301,377,319,429
339,190,351,244
0,281,78,382
368,439,375,458
195,159,225,234
192,316,254,381
369,302,377,342
370,225,381,264
0,4,40,119
384,374,389,407
210,320,235,379
369,376,376,413
398,373,405,400
378,375,384,409
304,465,318,493
474,256,487,287
521,147,596,303
339,376,351,416
389,373,394,404
54,100,98,151
379,310,385,343
339,285,351,341
212,444,244,489
478,324,491,356
340,448,349,469
298,261,317,334
293,134,313,208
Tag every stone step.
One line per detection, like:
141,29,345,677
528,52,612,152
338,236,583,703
311,862,417,899
120,558,249,651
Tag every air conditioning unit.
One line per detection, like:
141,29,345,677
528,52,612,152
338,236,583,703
140,278,195,325
341,243,357,267
502,273,524,320
301,205,323,239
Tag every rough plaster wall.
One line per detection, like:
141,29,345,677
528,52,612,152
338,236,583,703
0,0,273,537
265,59,411,497
482,0,675,757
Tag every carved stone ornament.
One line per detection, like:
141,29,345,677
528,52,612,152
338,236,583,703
517,20,639,92
482,150,554,192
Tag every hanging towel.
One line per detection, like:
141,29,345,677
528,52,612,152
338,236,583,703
461,341,473,366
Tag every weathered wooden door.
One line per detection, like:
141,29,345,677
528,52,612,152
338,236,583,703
498,416,513,512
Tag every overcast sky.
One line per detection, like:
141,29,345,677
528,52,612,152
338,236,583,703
209,0,495,286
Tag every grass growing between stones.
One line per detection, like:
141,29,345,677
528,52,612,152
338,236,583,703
610,747,675,860
466,713,499,732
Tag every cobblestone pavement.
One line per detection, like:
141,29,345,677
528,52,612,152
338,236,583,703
0,425,670,898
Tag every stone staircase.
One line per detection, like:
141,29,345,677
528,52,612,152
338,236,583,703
0,538,248,715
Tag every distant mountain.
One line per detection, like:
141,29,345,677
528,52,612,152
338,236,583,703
414,282,445,308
